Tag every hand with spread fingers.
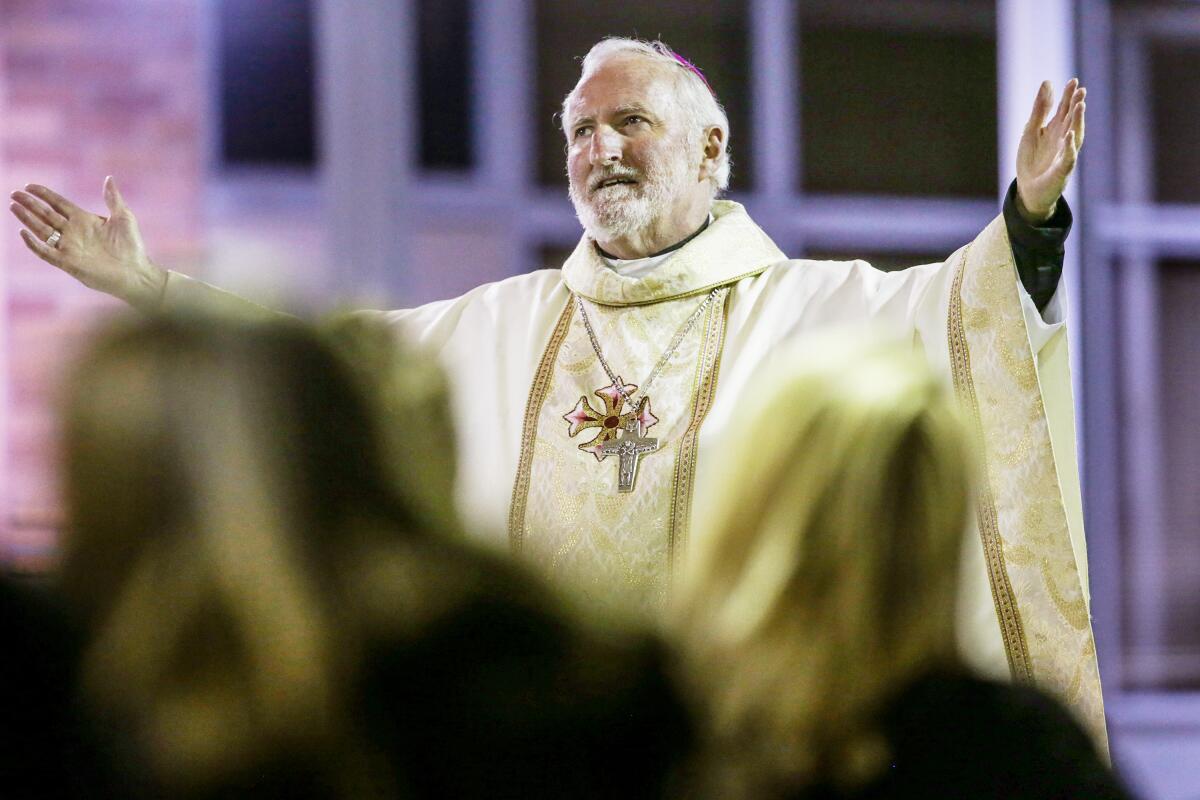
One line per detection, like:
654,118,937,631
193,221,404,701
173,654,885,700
9,176,166,310
1016,78,1086,225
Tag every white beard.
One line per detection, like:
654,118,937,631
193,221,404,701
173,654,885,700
568,141,694,243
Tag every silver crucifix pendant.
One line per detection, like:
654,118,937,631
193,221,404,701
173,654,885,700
599,416,659,493
562,379,661,494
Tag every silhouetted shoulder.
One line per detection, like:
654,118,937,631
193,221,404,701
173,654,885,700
352,538,693,799
795,670,1136,800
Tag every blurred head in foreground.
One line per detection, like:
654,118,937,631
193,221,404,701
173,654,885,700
59,312,440,796
674,334,974,797
59,311,688,798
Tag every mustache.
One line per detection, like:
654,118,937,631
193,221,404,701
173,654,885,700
589,165,642,194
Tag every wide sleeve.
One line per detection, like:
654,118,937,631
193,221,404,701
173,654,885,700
771,219,1105,752
936,217,1106,753
160,270,283,320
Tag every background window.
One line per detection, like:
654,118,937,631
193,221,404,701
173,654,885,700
218,0,317,167
1131,258,1200,689
418,0,473,170
797,1,997,197
1150,41,1200,203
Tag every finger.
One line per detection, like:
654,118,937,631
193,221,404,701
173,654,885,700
24,184,85,220
1055,86,1086,136
1024,81,1053,135
19,229,66,270
9,202,56,240
1052,78,1079,127
1073,100,1086,150
1052,130,1078,177
104,175,127,216
10,190,68,230
1062,87,1084,120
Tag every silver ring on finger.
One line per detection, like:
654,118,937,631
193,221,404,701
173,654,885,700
46,229,61,248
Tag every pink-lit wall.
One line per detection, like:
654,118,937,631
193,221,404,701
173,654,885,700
0,0,205,564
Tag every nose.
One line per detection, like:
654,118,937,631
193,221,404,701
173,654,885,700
588,126,622,166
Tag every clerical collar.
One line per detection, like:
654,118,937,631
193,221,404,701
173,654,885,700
597,215,713,278
563,200,786,306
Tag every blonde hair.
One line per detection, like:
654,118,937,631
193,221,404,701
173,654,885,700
59,312,458,796
562,37,732,194
674,334,974,797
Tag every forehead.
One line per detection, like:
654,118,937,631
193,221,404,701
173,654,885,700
565,56,677,124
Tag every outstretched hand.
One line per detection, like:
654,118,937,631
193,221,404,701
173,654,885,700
1016,79,1086,224
9,177,166,309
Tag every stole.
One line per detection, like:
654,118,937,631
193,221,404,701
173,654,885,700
508,287,728,621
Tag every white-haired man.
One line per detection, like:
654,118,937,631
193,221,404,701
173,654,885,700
10,38,1104,745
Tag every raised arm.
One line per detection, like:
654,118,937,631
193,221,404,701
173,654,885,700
1015,79,1086,224
9,177,167,311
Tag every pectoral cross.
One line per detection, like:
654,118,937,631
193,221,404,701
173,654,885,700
599,416,659,493
563,380,661,494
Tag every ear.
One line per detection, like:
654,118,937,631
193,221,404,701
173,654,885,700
699,126,725,179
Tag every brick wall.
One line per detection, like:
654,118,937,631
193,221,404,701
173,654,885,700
0,0,204,565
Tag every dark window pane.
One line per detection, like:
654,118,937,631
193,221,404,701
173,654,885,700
798,6,997,197
418,0,473,169
1137,259,1200,689
218,0,316,167
1151,41,1200,203
535,1,752,191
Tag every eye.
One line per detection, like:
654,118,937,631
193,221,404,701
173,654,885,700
622,115,646,127
573,124,592,139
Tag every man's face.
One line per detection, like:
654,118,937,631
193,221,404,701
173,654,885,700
564,57,701,242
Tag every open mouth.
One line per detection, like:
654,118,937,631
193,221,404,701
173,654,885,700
592,177,639,194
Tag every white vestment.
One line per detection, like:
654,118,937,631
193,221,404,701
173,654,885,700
164,199,1106,747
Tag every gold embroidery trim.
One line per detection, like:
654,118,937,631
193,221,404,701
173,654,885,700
947,244,1034,682
574,267,772,308
507,299,575,552
668,287,731,574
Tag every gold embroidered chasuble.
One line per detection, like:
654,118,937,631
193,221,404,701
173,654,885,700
160,199,1106,748
507,205,786,619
